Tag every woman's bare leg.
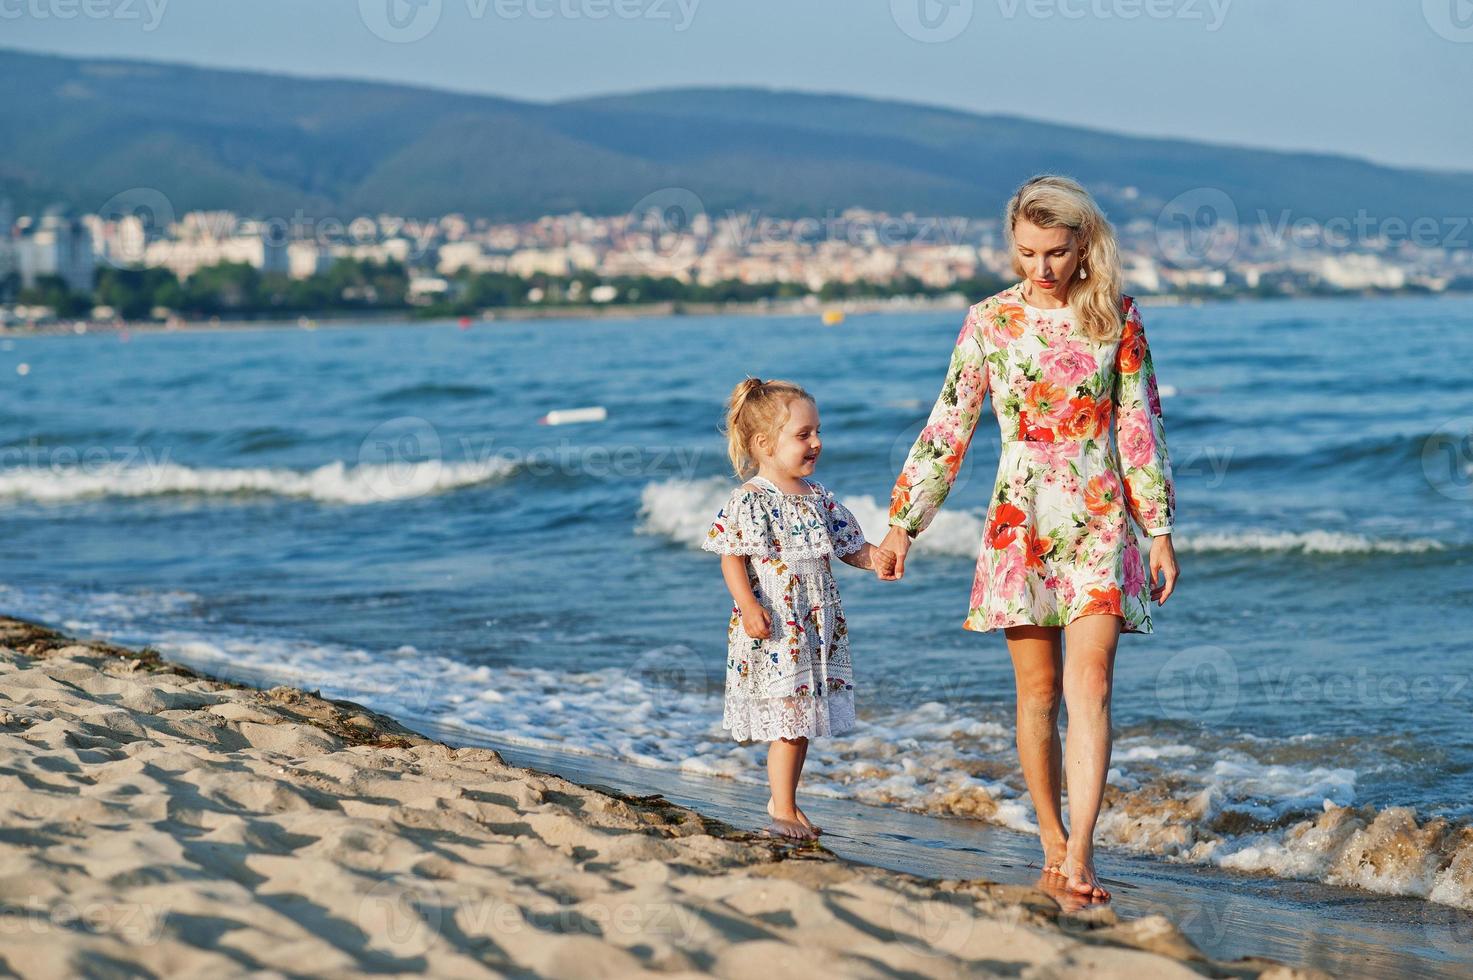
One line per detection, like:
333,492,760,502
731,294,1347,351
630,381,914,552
1005,625,1067,875
1059,613,1121,899
765,736,813,839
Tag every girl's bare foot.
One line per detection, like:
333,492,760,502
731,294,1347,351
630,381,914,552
1060,850,1110,899
768,797,821,835
763,815,815,840
1041,832,1069,876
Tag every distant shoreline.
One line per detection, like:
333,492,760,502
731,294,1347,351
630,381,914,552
3,288,1466,337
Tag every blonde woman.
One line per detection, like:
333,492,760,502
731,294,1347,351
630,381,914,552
879,175,1180,899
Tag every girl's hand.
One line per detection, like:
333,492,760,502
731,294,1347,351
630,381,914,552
739,603,772,639
1149,534,1179,605
872,547,897,580
879,526,912,580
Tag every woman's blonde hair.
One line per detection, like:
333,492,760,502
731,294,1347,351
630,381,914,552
1004,174,1124,343
720,377,813,478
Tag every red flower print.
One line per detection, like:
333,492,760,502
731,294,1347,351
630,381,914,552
1023,525,1053,570
988,502,1027,550
1080,584,1123,617
1018,410,1055,442
1059,395,1102,440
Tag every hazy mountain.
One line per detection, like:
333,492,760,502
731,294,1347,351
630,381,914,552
3,47,1468,229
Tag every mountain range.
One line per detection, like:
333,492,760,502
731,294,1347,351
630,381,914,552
3,46,1469,229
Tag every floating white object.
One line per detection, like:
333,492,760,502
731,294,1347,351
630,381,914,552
1158,384,1177,398
540,406,608,426
16,363,30,376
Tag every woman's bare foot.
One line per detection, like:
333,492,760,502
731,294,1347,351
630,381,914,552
1040,832,1069,876
1060,849,1110,899
768,797,821,835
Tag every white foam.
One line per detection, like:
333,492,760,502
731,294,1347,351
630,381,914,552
637,478,987,558
1175,529,1445,554
0,458,518,505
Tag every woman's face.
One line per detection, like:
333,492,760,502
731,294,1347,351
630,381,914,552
1013,219,1082,301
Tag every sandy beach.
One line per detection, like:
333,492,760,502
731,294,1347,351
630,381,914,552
0,615,1325,979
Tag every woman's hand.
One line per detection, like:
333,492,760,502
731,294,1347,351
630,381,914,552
879,526,912,580
1148,534,1179,605
739,602,772,639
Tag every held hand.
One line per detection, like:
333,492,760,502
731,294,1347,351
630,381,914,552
1148,534,1179,606
739,603,772,639
879,526,912,580
871,547,897,580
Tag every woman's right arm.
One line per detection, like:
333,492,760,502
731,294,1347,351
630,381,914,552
883,304,990,574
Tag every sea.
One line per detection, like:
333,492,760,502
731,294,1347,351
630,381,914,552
2,293,1471,968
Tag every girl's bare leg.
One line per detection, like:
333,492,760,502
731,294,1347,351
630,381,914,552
771,736,821,834
1059,613,1121,899
765,736,814,839
1005,625,1068,875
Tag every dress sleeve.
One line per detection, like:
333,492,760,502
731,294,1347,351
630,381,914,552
820,486,867,557
1113,297,1176,536
887,303,990,538
701,487,778,556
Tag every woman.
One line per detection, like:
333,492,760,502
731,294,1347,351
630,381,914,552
879,174,1180,900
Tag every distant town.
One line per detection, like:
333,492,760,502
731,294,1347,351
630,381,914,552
4,200,1471,330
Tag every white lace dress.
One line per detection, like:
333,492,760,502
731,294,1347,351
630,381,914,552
702,474,865,741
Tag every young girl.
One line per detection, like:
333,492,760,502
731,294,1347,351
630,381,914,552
702,377,895,840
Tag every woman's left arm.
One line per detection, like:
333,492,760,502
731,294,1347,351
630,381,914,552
1114,297,1179,604
1114,297,1176,537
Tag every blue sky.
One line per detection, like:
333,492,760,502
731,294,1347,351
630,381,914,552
4,0,1470,171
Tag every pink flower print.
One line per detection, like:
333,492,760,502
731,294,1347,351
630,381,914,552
1118,416,1157,469
956,363,985,405
1039,316,1072,345
994,546,1027,600
1123,535,1145,596
1039,343,1097,389
1146,372,1163,417
969,566,988,608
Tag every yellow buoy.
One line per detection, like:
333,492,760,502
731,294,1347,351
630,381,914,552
822,309,845,326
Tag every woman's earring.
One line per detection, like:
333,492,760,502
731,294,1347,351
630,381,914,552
1079,266,1088,280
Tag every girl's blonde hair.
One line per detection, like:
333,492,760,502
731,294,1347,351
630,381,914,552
721,377,813,479
1004,174,1124,343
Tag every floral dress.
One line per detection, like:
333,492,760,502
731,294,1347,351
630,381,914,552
888,281,1176,634
702,475,865,741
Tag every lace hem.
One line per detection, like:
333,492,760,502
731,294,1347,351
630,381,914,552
723,690,856,742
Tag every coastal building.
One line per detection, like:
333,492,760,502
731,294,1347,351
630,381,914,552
13,212,96,292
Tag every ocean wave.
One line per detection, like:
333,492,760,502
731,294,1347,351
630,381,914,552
1173,529,1446,554
636,478,986,558
0,457,518,505
637,479,1449,557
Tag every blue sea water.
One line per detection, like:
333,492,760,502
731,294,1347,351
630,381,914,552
1,293,1470,907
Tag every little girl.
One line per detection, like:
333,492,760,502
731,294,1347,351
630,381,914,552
702,377,895,840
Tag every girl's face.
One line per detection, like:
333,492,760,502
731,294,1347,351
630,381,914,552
757,397,821,478
1013,219,1082,301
